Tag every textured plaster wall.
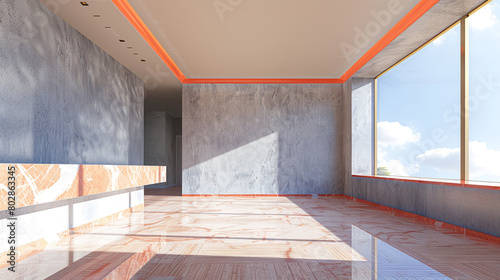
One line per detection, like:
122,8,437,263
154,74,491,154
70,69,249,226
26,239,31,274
144,112,167,166
342,79,353,196
351,78,375,176
0,0,144,165
144,112,176,185
183,84,344,194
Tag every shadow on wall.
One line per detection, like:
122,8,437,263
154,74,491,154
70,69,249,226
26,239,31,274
0,0,144,165
144,112,177,186
183,84,345,195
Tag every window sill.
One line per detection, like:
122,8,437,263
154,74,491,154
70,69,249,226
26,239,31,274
352,174,500,191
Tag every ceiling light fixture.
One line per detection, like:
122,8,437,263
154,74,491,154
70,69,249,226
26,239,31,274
93,14,101,18
80,2,89,6
119,39,125,42
141,59,146,62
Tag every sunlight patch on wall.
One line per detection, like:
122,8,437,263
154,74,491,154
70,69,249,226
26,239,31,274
184,133,279,194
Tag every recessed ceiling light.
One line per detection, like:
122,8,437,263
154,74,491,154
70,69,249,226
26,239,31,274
93,14,101,18
119,39,125,43
141,59,146,62
133,53,138,55
127,47,133,49
105,26,111,29
80,2,89,6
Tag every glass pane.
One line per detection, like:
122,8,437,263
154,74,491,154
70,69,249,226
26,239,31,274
469,1,500,182
376,24,460,179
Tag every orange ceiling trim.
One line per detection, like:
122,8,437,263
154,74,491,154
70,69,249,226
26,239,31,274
112,0,438,84
340,0,440,82
183,78,344,84
111,0,187,83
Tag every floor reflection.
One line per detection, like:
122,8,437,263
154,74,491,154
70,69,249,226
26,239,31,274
2,187,500,279
352,225,450,279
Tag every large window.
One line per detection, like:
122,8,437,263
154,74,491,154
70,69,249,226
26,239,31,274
376,0,500,182
377,24,460,180
469,1,500,182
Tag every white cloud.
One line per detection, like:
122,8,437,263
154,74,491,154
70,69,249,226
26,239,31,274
415,141,500,180
377,148,419,177
469,4,498,30
416,147,459,173
380,159,410,176
376,122,420,176
377,121,420,148
376,122,500,180
432,35,444,46
469,141,500,179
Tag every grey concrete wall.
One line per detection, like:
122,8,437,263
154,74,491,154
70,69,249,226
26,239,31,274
352,78,375,176
144,112,167,165
343,79,353,196
0,0,144,165
144,111,176,185
183,84,344,195
174,118,182,136
352,177,500,237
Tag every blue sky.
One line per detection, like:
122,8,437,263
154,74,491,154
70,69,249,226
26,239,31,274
376,1,500,182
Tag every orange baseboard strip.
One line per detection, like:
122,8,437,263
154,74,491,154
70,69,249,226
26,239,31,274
183,194,316,197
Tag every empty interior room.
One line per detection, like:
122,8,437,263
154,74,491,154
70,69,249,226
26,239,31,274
2,0,500,279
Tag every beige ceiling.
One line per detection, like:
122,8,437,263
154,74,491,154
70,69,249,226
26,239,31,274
39,0,487,117
128,0,421,79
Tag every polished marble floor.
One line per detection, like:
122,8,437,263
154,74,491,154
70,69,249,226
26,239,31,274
3,186,500,279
